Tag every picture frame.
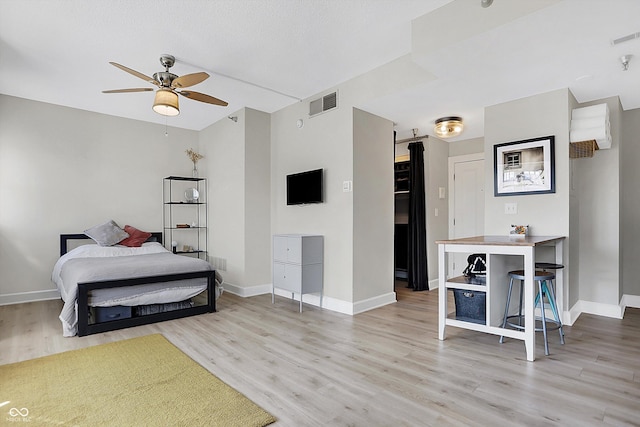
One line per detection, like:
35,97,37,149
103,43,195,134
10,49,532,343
494,135,555,196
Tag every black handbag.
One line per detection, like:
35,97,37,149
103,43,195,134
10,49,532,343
463,253,486,278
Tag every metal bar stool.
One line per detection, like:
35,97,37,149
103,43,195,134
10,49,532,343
499,269,565,355
535,262,565,341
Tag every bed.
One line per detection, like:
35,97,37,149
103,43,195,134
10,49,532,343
53,233,217,337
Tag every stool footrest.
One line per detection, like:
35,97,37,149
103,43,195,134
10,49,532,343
504,315,562,332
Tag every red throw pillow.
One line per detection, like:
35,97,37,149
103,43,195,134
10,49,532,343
118,225,152,247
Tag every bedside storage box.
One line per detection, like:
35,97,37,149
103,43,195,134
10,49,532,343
94,306,132,323
453,288,486,324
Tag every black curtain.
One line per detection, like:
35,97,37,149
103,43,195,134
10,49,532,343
407,141,428,291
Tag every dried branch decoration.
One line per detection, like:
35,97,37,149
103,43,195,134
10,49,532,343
185,148,204,166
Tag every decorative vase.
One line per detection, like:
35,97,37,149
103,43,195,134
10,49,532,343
192,165,198,178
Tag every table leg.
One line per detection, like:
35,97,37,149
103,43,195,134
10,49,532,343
438,244,447,340
523,250,536,361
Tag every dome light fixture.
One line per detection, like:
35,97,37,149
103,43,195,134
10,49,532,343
152,89,180,116
434,116,464,138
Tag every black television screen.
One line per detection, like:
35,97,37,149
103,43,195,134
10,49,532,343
287,169,323,205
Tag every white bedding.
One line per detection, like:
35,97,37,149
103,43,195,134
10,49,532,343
52,242,211,337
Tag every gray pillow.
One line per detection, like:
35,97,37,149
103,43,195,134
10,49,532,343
84,220,129,246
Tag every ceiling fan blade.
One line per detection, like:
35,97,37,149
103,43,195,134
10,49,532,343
171,72,209,89
179,90,228,106
109,62,158,86
102,88,154,93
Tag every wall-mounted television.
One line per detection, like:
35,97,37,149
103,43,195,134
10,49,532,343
287,168,324,205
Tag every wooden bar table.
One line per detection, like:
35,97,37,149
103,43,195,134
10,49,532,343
436,235,565,361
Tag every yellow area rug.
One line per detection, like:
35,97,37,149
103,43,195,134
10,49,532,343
0,334,276,426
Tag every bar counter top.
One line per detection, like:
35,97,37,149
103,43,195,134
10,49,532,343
436,235,565,247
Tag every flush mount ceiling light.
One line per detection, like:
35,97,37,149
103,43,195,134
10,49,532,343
152,88,180,116
481,0,494,8
434,116,464,138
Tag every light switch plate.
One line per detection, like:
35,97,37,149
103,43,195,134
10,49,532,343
504,202,518,214
343,181,352,192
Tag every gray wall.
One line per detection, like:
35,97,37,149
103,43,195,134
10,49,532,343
353,108,395,302
484,89,572,315
271,89,355,304
426,137,449,284
484,89,571,237
199,107,272,290
621,108,640,297
573,97,621,307
0,94,198,303
448,137,484,157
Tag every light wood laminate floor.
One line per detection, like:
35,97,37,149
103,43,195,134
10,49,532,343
1,284,639,426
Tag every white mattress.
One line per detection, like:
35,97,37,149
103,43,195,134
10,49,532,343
52,242,211,336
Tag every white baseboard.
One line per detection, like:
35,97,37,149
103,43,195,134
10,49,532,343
222,282,272,298
566,299,625,324
272,288,354,314
352,292,397,315
428,278,439,290
621,294,640,315
230,283,397,316
0,289,60,306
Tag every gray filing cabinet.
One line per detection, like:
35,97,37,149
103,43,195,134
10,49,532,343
272,234,323,312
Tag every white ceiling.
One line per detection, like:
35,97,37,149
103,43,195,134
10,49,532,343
1,0,639,142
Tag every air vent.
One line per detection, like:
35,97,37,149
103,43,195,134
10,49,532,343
612,32,640,45
309,91,338,117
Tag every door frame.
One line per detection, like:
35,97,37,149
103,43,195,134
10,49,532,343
447,152,485,278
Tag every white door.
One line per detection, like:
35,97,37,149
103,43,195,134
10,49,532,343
448,154,485,278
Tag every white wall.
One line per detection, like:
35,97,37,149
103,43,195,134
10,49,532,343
0,95,198,304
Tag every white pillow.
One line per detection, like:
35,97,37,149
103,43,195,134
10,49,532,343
84,220,129,247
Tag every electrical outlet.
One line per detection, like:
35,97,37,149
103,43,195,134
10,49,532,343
504,202,518,215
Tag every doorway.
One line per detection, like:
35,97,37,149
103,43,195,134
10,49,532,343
448,153,485,278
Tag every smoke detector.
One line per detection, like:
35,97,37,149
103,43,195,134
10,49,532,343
621,55,632,71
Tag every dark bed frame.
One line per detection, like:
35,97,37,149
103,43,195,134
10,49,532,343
60,233,216,337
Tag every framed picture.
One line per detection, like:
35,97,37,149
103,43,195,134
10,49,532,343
494,135,555,196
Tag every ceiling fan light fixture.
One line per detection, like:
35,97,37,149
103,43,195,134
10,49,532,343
434,116,464,138
153,89,180,116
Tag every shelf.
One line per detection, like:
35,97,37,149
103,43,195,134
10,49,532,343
445,275,486,292
163,177,207,260
165,227,206,230
164,202,205,205
165,176,205,182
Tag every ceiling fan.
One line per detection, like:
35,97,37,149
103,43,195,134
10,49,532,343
102,54,228,116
